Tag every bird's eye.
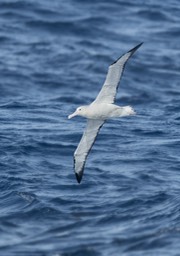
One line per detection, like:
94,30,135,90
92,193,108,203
79,108,81,111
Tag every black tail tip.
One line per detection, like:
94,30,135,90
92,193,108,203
75,172,83,184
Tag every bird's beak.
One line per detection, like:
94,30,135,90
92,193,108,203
68,111,77,119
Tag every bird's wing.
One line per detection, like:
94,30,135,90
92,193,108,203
74,119,105,183
92,43,143,104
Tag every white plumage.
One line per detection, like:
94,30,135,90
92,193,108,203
68,43,143,183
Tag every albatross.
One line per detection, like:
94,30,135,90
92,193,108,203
68,43,143,183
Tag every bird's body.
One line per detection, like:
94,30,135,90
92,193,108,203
68,43,143,183
69,103,135,120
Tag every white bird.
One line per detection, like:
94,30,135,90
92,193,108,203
68,43,143,183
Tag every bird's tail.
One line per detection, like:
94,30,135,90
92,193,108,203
121,106,136,116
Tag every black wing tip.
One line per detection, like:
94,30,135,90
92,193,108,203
75,172,83,184
128,42,144,53
111,42,143,66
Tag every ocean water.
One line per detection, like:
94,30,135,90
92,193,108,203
0,0,180,255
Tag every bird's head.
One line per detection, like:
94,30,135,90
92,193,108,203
68,106,87,119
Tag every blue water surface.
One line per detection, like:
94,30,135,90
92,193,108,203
0,0,180,255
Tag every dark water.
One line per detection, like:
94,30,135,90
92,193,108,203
0,0,180,255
